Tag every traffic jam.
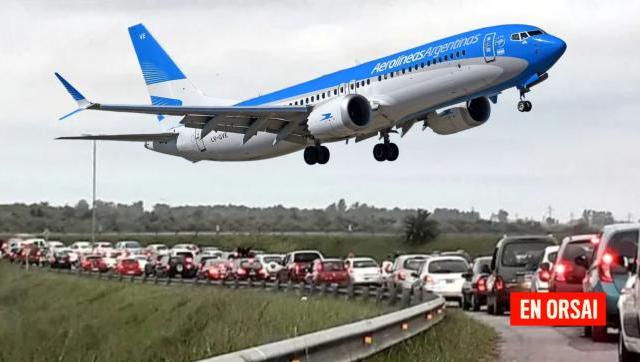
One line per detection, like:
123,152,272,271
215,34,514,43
2,223,640,361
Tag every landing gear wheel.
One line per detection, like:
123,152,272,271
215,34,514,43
304,146,319,165
386,143,399,161
317,146,330,165
518,100,533,112
373,143,387,162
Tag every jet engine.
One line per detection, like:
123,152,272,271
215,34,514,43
427,97,491,135
307,94,372,139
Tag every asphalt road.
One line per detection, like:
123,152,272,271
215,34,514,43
467,310,617,362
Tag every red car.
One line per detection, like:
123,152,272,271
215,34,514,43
549,234,597,292
81,255,109,273
307,259,349,285
115,258,143,276
201,259,230,281
233,258,268,281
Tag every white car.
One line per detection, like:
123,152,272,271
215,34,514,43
47,241,65,251
146,243,169,257
530,245,559,292
93,242,113,256
390,254,430,289
172,243,199,253
345,257,383,285
256,254,284,279
69,241,93,256
415,256,469,306
103,250,122,269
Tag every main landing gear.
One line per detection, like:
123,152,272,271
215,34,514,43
373,132,399,162
517,90,532,112
304,145,330,165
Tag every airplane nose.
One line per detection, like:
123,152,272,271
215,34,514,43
547,35,567,60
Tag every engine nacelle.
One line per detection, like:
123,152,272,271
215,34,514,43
307,94,372,139
428,97,491,135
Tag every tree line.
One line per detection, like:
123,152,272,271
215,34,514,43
0,199,604,235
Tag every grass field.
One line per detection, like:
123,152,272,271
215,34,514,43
46,232,501,260
0,263,385,362
368,310,498,362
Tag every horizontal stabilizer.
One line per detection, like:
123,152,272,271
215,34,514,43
56,133,177,142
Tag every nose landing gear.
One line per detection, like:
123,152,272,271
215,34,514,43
303,145,330,165
373,132,399,162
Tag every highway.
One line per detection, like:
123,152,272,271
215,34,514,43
467,311,616,362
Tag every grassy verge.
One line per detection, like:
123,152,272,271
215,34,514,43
367,310,498,362
0,263,384,362
47,233,501,260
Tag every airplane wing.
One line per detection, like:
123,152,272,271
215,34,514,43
55,73,313,145
56,133,178,142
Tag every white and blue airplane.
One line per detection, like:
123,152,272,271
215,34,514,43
56,23,566,165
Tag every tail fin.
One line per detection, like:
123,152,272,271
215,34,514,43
128,23,208,123
54,72,92,120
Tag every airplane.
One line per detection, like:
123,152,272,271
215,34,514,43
55,23,566,165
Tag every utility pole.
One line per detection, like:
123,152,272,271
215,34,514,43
91,140,97,245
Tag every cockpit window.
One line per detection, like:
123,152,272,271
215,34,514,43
510,33,520,41
520,32,529,39
527,30,544,36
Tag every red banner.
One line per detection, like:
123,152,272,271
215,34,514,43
510,292,606,326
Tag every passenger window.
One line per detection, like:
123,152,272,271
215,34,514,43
420,62,424,68
350,84,354,90
366,79,370,85
378,75,381,81
427,60,430,66
414,64,418,70
456,51,460,57
462,50,466,56
322,93,325,99
383,74,387,79
390,72,394,78
402,68,406,74
340,86,343,93
444,55,448,61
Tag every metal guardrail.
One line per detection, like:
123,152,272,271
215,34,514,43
11,263,447,361
197,297,446,362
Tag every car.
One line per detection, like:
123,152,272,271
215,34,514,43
618,274,640,361
200,259,230,281
530,245,559,292
462,256,492,311
114,240,143,254
440,250,473,264
390,254,430,289
485,235,557,315
172,243,199,253
307,258,350,285
146,243,169,257
103,250,123,270
48,248,72,269
414,256,469,306
152,255,196,278
92,242,113,256
69,241,93,261
80,255,109,273
344,257,383,285
255,254,284,280
548,234,598,293
278,250,324,283
583,224,639,342
232,258,268,281
115,257,143,276
47,241,65,251
131,255,149,272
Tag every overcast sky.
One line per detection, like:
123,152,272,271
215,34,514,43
1,0,639,221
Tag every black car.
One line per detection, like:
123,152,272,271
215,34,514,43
49,250,72,269
462,256,492,311
153,254,197,278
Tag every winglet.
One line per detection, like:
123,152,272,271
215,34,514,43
54,72,92,120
